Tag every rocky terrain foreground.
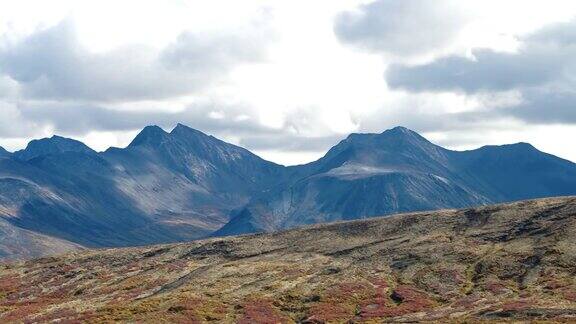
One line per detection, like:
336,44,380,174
1,197,576,323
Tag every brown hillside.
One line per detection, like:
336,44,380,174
1,197,576,322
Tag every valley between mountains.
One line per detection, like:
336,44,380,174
1,124,576,260
1,197,576,322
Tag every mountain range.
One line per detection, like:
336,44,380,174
1,124,576,259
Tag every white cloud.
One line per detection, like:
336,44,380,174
334,0,468,58
383,19,576,129
0,18,272,102
1,0,576,164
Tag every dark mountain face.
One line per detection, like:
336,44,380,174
14,135,95,161
216,127,489,236
1,124,576,259
452,143,576,201
100,124,287,240
216,127,576,236
0,147,10,159
0,155,181,249
0,124,288,259
304,127,461,182
124,123,285,193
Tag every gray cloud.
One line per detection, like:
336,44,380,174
358,105,504,136
357,89,576,142
383,19,576,126
0,19,271,102
161,29,268,73
385,20,576,94
16,102,339,153
387,49,563,93
0,102,38,138
0,76,18,98
18,102,268,135
527,20,576,46
237,134,341,153
334,0,466,57
505,89,576,124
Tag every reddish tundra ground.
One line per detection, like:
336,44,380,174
1,197,576,323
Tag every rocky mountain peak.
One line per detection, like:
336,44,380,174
342,126,431,148
317,126,443,172
169,123,216,144
14,135,95,161
0,146,11,159
128,125,170,148
171,123,202,135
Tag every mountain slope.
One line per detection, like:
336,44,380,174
0,147,10,159
0,155,182,248
217,127,483,235
2,125,576,259
101,124,286,239
217,126,576,236
0,218,83,260
453,142,576,201
14,135,95,161
2,197,576,322
0,124,287,256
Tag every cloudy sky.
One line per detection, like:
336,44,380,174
1,0,576,165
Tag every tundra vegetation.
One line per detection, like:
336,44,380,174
1,197,576,322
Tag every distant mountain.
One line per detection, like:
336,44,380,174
0,124,287,259
0,155,167,250
121,124,285,194
100,124,286,240
1,124,576,259
216,127,576,236
14,135,95,161
0,146,10,159
451,142,576,201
